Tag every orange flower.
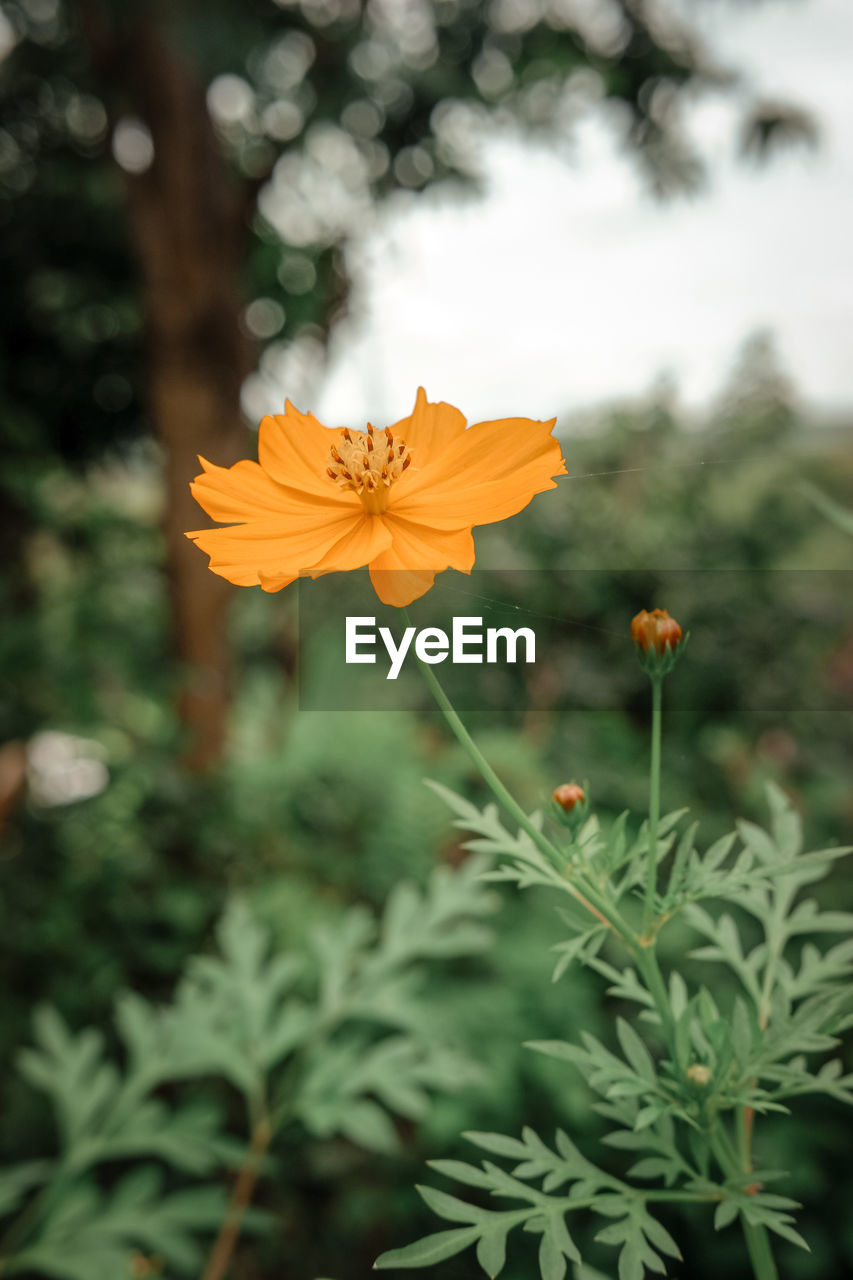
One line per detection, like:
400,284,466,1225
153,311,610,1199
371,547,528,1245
187,388,566,607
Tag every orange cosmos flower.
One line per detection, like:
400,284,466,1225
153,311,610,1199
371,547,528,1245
186,388,566,607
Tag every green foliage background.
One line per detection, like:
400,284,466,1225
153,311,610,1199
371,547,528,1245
0,0,851,1276
2,353,852,1277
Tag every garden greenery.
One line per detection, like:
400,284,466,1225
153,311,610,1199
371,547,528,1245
375,620,853,1280
0,862,495,1279
3,609,851,1280
3,384,851,1278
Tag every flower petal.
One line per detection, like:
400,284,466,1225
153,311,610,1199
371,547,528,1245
191,455,357,525
369,566,437,608
383,514,476,571
388,387,467,463
258,400,348,498
413,413,562,487
257,515,393,593
257,571,298,594
186,507,364,587
390,416,565,530
304,513,393,577
368,516,475,606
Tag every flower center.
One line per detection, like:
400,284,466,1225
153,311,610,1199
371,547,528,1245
326,425,413,514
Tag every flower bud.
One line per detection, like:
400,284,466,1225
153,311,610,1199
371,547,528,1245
550,781,589,830
552,783,585,813
687,1063,712,1087
631,608,686,677
631,608,681,655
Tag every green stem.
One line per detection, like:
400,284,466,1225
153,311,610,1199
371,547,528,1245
634,946,674,1043
630,677,675,1043
642,1189,722,1204
405,623,629,942
710,1120,778,1280
642,674,663,937
735,1105,752,1170
414,645,552,855
709,1120,736,1173
742,1219,779,1280
734,1091,779,1279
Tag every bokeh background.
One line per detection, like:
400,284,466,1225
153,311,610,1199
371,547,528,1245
1,0,852,1277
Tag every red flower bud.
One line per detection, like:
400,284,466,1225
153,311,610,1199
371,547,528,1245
631,608,682,656
630,608,686,679
552,783,585,813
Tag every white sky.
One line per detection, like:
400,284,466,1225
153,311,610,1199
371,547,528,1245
315,0,853,426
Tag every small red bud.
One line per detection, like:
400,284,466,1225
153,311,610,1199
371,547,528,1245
631,608,682,656
552,783,585,813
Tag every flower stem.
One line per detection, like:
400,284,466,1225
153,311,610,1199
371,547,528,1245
412,645,538,839
406,626,628,941
642,674,663,938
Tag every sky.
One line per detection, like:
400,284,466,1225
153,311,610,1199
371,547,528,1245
310,0,853,427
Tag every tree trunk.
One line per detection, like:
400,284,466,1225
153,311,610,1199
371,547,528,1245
82,4,253,769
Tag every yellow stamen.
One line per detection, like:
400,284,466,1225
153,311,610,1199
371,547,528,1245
326,426,414,514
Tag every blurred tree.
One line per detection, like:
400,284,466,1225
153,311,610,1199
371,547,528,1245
0,0,815,765
712,330,797,446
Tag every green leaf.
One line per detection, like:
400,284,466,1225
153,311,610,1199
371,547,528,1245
616,1021,656,1085
551,928,608,983
786,901,853,935
0,1160,53,1218
539,1222,568,1280
426,1160,497,1190
375,1226,481,1269
627,1158,672,1181
9,1238,133,1280
594,1200,679,1280
259,1004,314,1070
736,820,778,865
539,1210,581,1272
714,1199,739,1230
17,1011,116,1148
417,1185,488,1225
762,1218,811,1251
668,972,688,1020
641,1213,680,1258
423,779,486,825
703,832,737,873
6,1170,230,1279
731,998,753,1068
464,1131,532,1160
765,783,802,860
477,1226,509,1277
524,1041,578,1066
338,1100,399,1153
